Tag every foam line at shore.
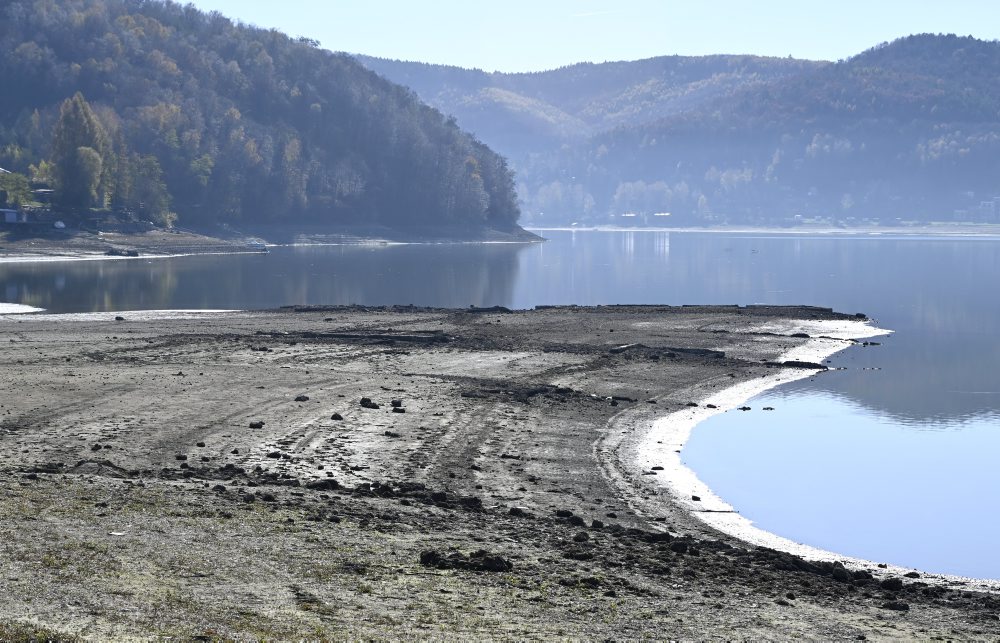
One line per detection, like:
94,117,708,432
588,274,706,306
639,319,999,590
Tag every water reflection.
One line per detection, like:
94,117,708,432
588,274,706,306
514,232,1000,428
0,243,526,313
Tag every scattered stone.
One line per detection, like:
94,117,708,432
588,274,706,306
174,454,187,461
249,421,265,429
509,507,529,517
573,531,590,543
691,495,701,501
294,395,310,402
391,407,406,414
555,509,574,518
651,465,664,471
881,577,904,591
305,479,340,491
266,451,281,459
196,442,206,447
706,404,718,409
880,601,910,611
115,316,125,321
904,571,921,579
738,406,751,411
763,406,775,411
591,519,604,529
360,397,380,409
384,430,401,438
391,399,403,408
686,402,699,407
90,444,102,452
330,412,343,421
212,484,226,493
419,549,513,573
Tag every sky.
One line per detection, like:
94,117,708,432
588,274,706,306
187,0,1000,72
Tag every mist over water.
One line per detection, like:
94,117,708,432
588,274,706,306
3,229,999,578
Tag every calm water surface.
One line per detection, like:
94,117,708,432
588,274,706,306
2,230,998,578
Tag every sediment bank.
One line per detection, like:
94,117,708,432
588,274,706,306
0,305,996,639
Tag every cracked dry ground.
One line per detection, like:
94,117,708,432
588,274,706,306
0,305,997,640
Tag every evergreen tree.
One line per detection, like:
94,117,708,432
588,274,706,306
50,93,109,208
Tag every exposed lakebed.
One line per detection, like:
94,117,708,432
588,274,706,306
3,229,999,579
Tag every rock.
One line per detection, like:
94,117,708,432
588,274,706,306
880,601,910,611
115,316,125,321
330,413,343,421
706,404,718,409
509,506,529,517
691,495,701,501
651,465,664,471
738,406,751,411
904,571,921,578
384,430,401,438
90,444,102,452
670,541,689,554
419,549,513,573
775,598,792,606
266,451,281,459
573,531,590,543
391,399,403,408
305,479,340,491
391,407,406,414
568,515,587,527
763,406,775,411
591,519,605,529
249,421,265,429
881,577,904,591
294,395,310,402
174,454,187,461
231,449,240,454
832,565,852,583
212,484,227,493
791,332,810,338
686,402,699,407
196,442,206,447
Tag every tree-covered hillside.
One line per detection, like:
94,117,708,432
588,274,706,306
362,36,1000,226
0,0,521,231
358,54,822,163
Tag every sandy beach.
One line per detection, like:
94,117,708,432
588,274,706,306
1,304,998,639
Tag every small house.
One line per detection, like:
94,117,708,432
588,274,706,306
1,209,28,224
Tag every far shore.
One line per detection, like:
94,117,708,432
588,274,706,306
528,222,1000,237
1,304,997,639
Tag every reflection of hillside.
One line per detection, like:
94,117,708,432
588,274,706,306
791,336,1000,428
515,231,1000,428
0,244,526,313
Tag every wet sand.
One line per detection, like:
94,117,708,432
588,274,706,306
0,305,997,639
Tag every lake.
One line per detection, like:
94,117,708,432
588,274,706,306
2,229,999,579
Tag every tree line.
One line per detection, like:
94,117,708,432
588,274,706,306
0,0,520,230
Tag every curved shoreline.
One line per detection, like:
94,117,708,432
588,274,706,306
632,318,1000,591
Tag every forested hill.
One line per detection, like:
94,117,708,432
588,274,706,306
361,36,1000,226
357,54,823,162
0,0,521,232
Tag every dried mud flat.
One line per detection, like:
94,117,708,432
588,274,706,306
0,305,997,640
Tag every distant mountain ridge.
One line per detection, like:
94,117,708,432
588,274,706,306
360,35,1000,226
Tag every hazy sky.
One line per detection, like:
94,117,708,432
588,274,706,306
187,0,1000,72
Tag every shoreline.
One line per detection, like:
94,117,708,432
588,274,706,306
633,319,1000,591
529,224,1000,238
